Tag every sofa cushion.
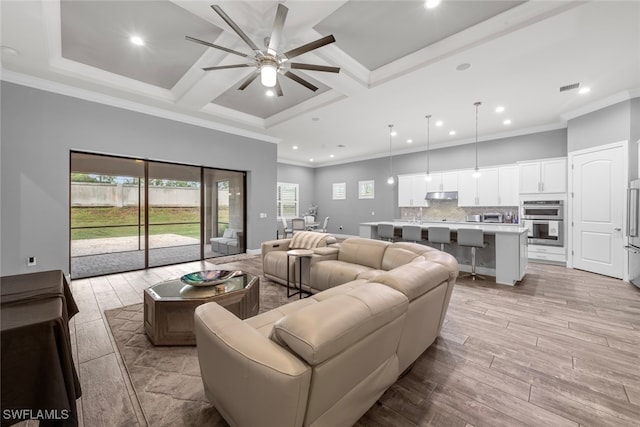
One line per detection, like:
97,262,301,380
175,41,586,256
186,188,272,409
373,260,450,301
337,238,389,270
290,231,334,249
381,247,419,271
389,242,437,257
273,283,408,365
310,260,373,292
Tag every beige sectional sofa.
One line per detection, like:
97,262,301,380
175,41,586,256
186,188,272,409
194,235,458,427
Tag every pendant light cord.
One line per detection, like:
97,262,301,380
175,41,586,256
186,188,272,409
388,124,394,177
425,115,431,176
474,102,481,170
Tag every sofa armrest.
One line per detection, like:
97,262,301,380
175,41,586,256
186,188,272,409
261,239,291,257
309,247,339,269
195,302,311,427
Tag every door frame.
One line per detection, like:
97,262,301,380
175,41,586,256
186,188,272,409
567,140,628,281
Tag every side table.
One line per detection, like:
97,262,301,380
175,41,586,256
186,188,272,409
286,249,313,298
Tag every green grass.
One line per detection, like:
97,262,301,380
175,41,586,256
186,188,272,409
71,206,229,240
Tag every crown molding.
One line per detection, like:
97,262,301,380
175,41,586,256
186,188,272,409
561,89,640,121
1,69,280,144
295,121,567,168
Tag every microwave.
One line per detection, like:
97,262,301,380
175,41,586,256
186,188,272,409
521,200,564,220
482,213,503,223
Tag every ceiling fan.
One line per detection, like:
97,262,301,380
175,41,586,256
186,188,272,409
186,3,340,97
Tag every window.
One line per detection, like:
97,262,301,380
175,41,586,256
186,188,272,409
277,182,299,218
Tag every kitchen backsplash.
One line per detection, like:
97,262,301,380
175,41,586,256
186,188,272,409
400,200,519,223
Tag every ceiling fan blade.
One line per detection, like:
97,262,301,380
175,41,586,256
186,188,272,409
211,5,261,53
185,36,248,58
284,71,318,92
290,63,340,73
238,71,259,90
275,78,284,97
282,35,336,60
267,4,288,55
202,64,253,71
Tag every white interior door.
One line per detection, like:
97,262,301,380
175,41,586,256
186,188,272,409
572,144,625,278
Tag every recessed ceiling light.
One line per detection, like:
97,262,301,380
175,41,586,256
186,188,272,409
330,154,335,158
503,119,512,125
130,35,145,46
309,158,314,162
455,63,471,71
424,0,442,9
266,90,275,97
391,131,397,136
435,121,443,127
449,130,456,136
407,139,413,144
495,106,505,113
292,145,298,150
578,87,591,95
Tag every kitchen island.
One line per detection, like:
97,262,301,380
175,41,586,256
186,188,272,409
360,221,529,286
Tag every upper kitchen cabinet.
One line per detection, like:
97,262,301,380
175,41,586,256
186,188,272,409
519,158,567,194
398,173,427,207
458,168,499,206
498,165,520,206
426,171,458,193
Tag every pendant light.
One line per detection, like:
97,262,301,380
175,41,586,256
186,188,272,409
387,124,395,185
424,115,432,182
472,101,482,179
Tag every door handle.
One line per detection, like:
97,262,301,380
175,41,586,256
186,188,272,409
614,227,621,231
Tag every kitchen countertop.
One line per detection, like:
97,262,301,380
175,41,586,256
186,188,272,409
360,221,528,235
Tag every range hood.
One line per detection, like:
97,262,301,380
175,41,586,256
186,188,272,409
425,191,458,200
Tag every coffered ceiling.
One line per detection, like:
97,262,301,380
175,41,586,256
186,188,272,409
1,1,639,166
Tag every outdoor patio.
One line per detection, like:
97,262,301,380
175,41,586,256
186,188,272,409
71,234,224,278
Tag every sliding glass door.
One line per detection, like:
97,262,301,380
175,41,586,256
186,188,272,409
203,169,245,258
70,152,245,278
70,153,146,277
147,161,201,267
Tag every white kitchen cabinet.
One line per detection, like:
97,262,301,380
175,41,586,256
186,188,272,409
528,244,566,264
496,230,528,285
498,165,520,206
519,158,567,194
458,168,499,206
426,171,458,192
398,174,427,207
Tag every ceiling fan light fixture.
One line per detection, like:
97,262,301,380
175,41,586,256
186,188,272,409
260,63,278,87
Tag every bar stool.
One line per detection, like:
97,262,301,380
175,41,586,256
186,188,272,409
377,223,395,242
428,227,451,252
402,225,423,243
457,228,487,280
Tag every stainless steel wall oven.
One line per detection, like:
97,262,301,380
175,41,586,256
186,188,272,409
521,200,564,247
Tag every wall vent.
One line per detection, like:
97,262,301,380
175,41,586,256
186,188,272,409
559,83,580,92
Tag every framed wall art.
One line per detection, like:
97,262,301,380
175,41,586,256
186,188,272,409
358,180,375,199
332,182,346,200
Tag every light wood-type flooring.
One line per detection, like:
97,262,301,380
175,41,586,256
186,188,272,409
22,260,640,426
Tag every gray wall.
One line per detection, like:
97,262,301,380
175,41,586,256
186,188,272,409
309,128,567,236
567,99,638,181
567,100,631,153
0,82,277,276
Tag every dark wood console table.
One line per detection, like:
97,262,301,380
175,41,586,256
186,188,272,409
1,270,81,426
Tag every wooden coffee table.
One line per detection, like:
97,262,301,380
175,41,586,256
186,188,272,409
143,271,259,345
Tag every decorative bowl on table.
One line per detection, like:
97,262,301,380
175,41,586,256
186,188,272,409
180,270,242,287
